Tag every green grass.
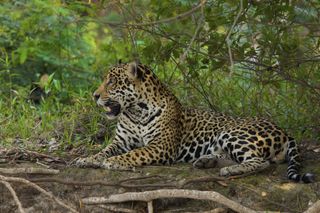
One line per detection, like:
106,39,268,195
0,86,115,154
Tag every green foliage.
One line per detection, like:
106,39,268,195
0,0,319,147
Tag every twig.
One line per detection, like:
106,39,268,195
97,204,137,213
36,159,51,168
179,0,205,64
225,0,244,73
171,57,217,110
32,120,42,130
0,115,12,125
1,180,25,213
82,189,256,213
147,201,154,213
190,208,226,213
305,200,320,213
0,174,78,213
4,148,65,164
0,167,59,175
24,149,65,163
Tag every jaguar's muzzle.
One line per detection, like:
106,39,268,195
103,99,121,117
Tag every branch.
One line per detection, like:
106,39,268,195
171,56,217,110
84,0,207,27
0,175,78,213
0,167,59,175
226,0,244,72
147,201,154,213
3,148,65,164
1,180,25,213
97,204,137,213
82,189,256,213
179,1,205,63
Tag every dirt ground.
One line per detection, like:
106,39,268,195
0,145,319,213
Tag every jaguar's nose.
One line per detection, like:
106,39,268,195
93,93,100,101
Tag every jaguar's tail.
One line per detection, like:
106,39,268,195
286,138,315,183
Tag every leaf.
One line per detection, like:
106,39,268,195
47,73,55,84
19,48,28,64
53,79,61,91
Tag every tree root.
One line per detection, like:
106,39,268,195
0,180,25,213
0,167,59,175
82,189,256,213
0,174,78,213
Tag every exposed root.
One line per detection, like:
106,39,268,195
0,174,78,213
82,189,256,213
0,180,25,213
0,167,59,175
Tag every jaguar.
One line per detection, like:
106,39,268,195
75,61,314,183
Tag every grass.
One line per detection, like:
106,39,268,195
0,86,115,155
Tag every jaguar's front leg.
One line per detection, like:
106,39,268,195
100,143,176,170
75,133,142,168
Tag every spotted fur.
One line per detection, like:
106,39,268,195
76,62,314,183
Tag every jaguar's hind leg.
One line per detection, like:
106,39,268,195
219,157,270,176
193,154,235,169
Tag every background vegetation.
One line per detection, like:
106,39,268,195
0,0,319,153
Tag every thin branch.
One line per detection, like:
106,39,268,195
147,201,154,213
82,189,256,213
179,1,205,64
171,56,217,110
97,204,137,213
0,167,59,175
4,148,66,164
0,175,78,213
1,180,25,213
226,0,244,72
0,115,12,125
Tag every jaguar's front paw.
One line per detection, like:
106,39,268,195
101,158,135,171
74,157,101,168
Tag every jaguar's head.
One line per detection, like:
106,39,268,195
93,61,154,119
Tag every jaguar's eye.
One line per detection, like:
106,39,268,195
106,77,116,86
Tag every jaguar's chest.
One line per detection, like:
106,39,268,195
117,109,163,145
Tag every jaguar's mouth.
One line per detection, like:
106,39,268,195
103,100,121,117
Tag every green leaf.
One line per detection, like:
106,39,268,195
53,79,61,91
19,48,28,64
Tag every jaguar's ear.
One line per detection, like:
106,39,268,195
128,61,143,80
